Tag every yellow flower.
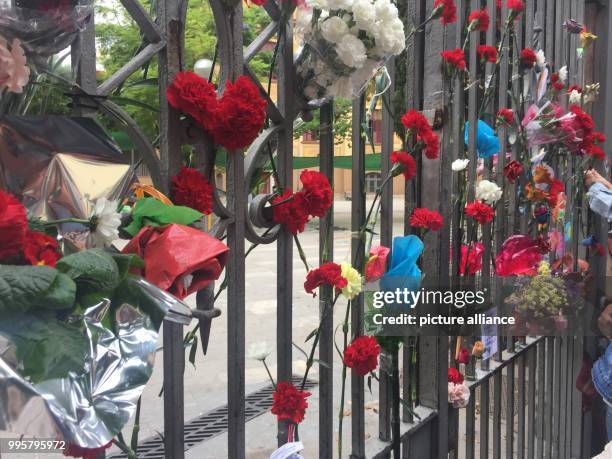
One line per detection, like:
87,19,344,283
340,262,363,300
537,261,551,276
580,30,597,49
472,341,485,358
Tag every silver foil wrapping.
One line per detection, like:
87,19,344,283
0,277,191,448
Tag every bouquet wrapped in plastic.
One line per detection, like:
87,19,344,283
295,0,406,106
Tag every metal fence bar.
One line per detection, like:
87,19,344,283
318,102,334,459
351,95,366,458
517,353,526,459
465,390,475,459
492,371,502,459
506,361,515,459
543,337,554,458
551,337,561,459
527,345,536,459
535,340,546,458
480,380,490,458
163,322,185,459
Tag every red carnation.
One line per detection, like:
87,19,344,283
0,190,27,262
212,76,267,150
271,381,311,424
304,262,348,296
344,336,381,376
391,151,416,181
300,170,332,218
459,242,485,276
550,73,565,91
469,8,490,32
401,110,431,132
507,0,525,13
448,367,464,384
520,48,537,68
420,130,440,159
433,0,457,25
477,45,497,63
497,108,514,126
503,160,523,183
410,208,444,231
547,178,565,207
63,442,112,459
465,200,495,225
401,110,439,160
567,84,582,94
23,231,60,267
441,48,466,71
166,71,217,128
272,190,310,235
457,348,470,364
171,166,214,215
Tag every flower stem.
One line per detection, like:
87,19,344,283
337,299,352,459
263,358,277,390
43,217,90,226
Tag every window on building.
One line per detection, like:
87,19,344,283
365,172,382,194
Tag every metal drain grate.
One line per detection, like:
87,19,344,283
109,376,317,458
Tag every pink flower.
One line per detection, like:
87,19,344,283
448,382,470,408
495,235,547,276
0,39,30,93
365,245,390,282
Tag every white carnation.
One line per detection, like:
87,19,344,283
351,0,377,33
568,89,582,104
320,16,349,44
306,0,328,9
333,0,354,10
247,342,272,361
452,158,470,172
558,65,568,83
295,8,314,37
375,0,399,23
336,34,367,68
535,49,546,69
328,76,354,98
373,18,405,55
475,180,502,205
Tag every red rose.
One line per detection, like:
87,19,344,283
300,170,332,218
304,262,348,296
497,108,514,126
477,45,497,63
23,231,60,267
271,381,311,424
469,8,490,32
448,367,464,384
520,48,537,68
433,0,457,25
390,151,416,181
459,242,485,276
507,0,525,13
409,208,444,231
465,200,495,225
344,336,380,376
63,442,112,459
171,166,214,215
212,76,267,150
441,48,466,71
272,190,310,235
0,190,27,262
457,348,470,364
166,71,217,128
503,160,523,183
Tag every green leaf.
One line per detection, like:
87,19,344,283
111,253,145,279
123,198,203,236
304,328,318,343
188,336,198,367
0,314,87,383
56,249,120,295
0,265,76,315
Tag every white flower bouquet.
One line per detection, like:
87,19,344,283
295,0,406,106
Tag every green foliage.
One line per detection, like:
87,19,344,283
0,314,88,383
0,265,76,315
293,99,353,145
122,197,203,236
56,249,122,296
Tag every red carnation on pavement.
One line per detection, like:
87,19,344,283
433,0,457,25
171,166,214,215
465,200,495,225
300,170,332,218
503,160,523,183
507,0,525,13
166,71,217,128
63,442,112,459
448,367,464,384
0,189,27,262
409,208,444,231
391,151,416,181
23,231,60,267
212,76,267,150
441,48,466,71
344,336,381,376
304,262,348,296
520,48,537,68
477,45,497,63
468,8,490,32
497,108,514,126
457,348,470,364
272,190,310,235
271,381,311,424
